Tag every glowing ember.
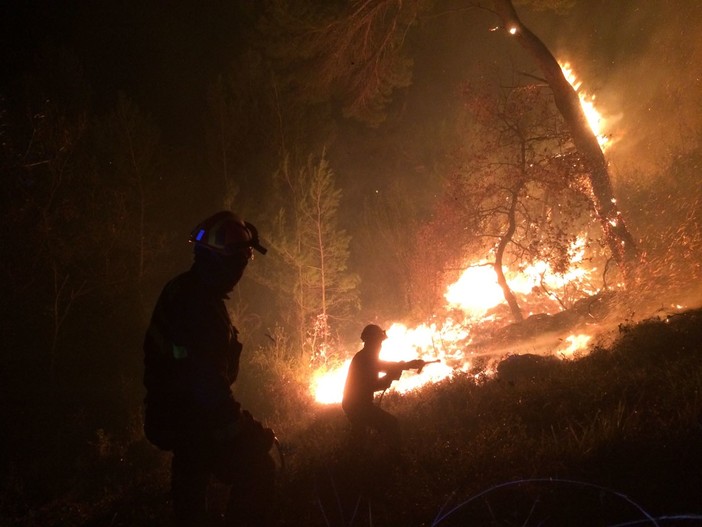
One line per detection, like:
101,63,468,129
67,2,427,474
560,62,610,150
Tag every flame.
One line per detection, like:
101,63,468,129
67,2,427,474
310,360,352,405
556,334,592,358
446,237,598,320
445,263,503,315
310,237,600,404
560,62,610,150
310,60,614,404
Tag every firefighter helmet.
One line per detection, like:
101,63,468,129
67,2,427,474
360,324,387,343
189,211,267,256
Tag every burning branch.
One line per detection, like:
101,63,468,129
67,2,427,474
491,0,638,279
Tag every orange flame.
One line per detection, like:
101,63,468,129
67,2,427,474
560,62,611,150
310,61,615,404
556,334,592,358
310,237,600,404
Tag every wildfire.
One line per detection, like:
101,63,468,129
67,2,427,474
311,360,352,405
560,62,611,150
311,62,614,404
310,237,600,404
556,334,592,358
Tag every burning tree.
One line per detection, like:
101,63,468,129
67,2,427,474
265,0,639,281
492,0,638,277
415,81,604,324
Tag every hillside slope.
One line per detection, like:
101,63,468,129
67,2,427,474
8,308,702,526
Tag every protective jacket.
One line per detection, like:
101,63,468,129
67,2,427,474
342,348,396,414
143,267,242,450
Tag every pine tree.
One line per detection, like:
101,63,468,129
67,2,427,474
266,151,360,362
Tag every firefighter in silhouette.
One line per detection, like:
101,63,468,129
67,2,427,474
342,324,426,448
143,211,276,527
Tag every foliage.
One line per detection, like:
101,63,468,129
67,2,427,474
413,81,608,321
204,50,281,211
238,324,320,433
259,0,434,126
261,151,360,360
8,307,702,526
615,137,702,306
203,15,341,222
0,47,94,375
0,46,177,526
94,92,166,282
353,178,429,321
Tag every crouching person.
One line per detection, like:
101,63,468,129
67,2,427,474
143,211,277,526
342,324,424,451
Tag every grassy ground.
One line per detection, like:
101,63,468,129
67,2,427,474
6,308,702,526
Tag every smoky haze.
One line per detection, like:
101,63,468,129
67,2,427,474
333,1,701,321
2,1,699,369
332,0,702,204
544,0,702,173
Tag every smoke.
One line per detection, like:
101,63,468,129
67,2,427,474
545,0,702,174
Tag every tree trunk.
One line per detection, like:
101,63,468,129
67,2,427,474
492,0,638,280
495,181,524,323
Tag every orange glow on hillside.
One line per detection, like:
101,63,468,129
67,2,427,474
311,237,601,404
310,61,621,405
